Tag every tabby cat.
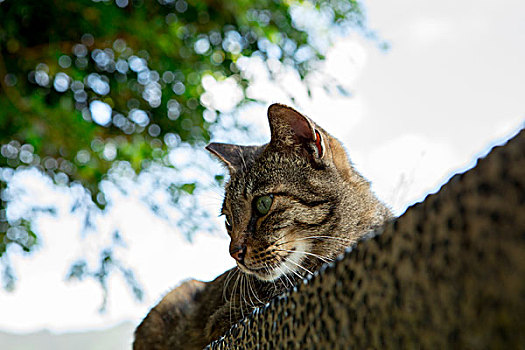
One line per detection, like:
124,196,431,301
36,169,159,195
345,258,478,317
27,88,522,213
133,104,391,349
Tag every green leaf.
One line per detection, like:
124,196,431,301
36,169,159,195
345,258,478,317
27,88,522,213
181,183,197,195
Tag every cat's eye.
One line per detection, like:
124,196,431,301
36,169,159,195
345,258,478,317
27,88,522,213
255,195,273,216
224,215,232,230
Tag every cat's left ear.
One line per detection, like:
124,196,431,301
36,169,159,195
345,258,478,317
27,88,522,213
206,143,261,173
267,103,325,161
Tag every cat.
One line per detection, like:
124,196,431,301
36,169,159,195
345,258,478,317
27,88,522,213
133,103,392,349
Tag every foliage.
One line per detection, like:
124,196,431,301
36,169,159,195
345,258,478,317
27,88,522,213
0,0,368,297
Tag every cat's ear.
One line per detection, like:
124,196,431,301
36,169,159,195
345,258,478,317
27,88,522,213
206,143,261,173
206,143,243,173
267,103,325,160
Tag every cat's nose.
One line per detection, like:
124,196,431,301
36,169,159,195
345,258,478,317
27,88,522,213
230,244,246,264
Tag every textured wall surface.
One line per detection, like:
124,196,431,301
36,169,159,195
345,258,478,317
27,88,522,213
207,129,525,349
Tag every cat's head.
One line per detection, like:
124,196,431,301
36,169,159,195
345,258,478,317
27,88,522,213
206,104,388,281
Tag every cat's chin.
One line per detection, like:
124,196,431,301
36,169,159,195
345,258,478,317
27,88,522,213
237,241,310,282
236,262,278,281
238,264,284,282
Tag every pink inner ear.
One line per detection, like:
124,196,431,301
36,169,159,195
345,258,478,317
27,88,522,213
289,113,314,140
315,130,323,156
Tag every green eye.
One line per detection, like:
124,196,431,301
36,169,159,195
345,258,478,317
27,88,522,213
255,195,273,216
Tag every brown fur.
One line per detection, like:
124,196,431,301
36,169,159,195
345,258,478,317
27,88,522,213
133,104,392,349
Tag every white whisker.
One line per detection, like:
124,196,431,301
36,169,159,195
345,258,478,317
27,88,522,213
276,264,294,289
247,274,263,305
284,257,314,276
276,248,333,264
223,268,238,302
275,235,354,248
281,262,304,279
230,272,241,324
263,262,279,293
294,235,354,243
239,274,246,318
243,273,255,308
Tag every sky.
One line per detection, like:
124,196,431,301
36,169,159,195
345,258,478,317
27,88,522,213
0,0,524,337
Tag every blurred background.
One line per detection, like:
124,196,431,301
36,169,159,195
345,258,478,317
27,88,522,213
0,0,523,348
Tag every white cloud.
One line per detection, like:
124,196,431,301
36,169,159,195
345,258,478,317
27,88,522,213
321,36,368,86
354,134,463,215
408,18,453,44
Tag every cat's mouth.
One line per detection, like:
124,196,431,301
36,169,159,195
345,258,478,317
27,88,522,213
239,263,273,275
239,263,287,282
236,257,290,280
238,241,310,282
